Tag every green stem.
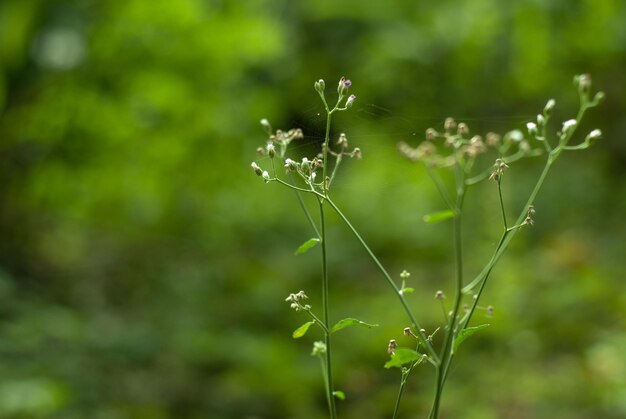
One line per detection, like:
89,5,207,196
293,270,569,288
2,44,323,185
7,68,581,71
392,370,409,419
319,200,337,419
326,197,440,363
429,169,465,419
289,173,321,239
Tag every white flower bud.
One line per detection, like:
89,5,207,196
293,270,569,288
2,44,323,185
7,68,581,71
587,129,602,141
526,122,538,137
537,114,545,126
266,143,276,158
561,119,577,134
314,79,325,93
251,162,263,176
345,94,356,108
508,130,523,142
544,99,555,116
262,171,270,182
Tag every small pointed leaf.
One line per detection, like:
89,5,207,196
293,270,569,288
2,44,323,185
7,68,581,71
400,287,414,294
452,324,490,354
292,321,316,339
385,348,422,369
294,238,320,255
330,318,378,334
423,210,456,224
333,391,345,400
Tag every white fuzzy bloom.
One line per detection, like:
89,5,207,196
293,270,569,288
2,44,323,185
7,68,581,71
262,171,270,182
526,122,538,136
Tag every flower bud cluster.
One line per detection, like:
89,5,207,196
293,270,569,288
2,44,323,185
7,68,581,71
285,290,311,311
311,341,326,357
328,133,362,161
523,205,536,226
489,158,509,182
398,119,518,168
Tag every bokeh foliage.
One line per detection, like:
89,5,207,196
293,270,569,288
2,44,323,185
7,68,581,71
0,0,625,417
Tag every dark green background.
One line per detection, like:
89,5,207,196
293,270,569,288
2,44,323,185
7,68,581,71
0,1,625,418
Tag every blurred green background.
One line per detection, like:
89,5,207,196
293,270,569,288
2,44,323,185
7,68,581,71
0,0,625,418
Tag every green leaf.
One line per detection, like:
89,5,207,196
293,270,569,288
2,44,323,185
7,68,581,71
333,391,345,400
423,210,456,224
330,318,378,334
400,287,414,294
292,321,315,339
385,348,422,369
452,324,490,354
294,238,320,255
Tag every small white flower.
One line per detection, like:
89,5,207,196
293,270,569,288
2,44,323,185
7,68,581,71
262,171,270,182
526,122,538,136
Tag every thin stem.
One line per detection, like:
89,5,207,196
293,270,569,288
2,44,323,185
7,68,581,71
462,159,552,294
427,166,456,211
392,371,408,419
322,110,334,196
497,179,507,229
319,200,337,419
288,173,321,239
326,197,440,362
429,157,466,419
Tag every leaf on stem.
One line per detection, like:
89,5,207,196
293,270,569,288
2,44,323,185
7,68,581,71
423,210,455,224
333,390,346,400
384,348,422,369
330,318,378,334
452,324,490,354
292,321,316,338
294,238,320,255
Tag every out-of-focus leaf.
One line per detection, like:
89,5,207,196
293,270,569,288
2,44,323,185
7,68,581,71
333,390,345,400
423,210,456,224
330,318,378,334
292,321,315,338
294,238,320,255
384,348,422,369
452,324,490,354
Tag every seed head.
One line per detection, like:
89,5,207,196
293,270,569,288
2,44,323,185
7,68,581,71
388,339,398,355
444,117,457,133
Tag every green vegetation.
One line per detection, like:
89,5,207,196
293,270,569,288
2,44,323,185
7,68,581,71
0,1,625,418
